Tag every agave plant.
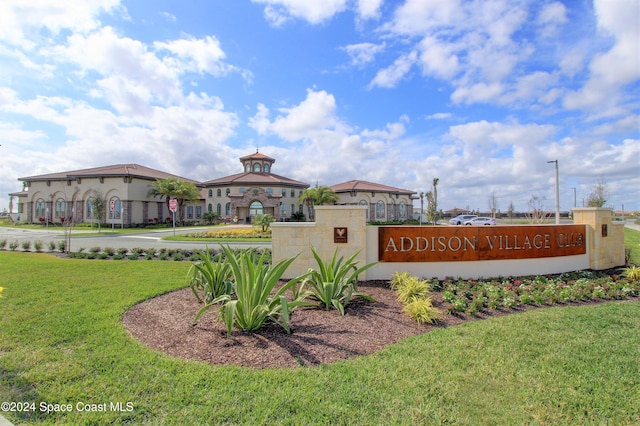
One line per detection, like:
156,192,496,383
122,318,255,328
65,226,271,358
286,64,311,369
194,246,312,336
188,248,233,304
303,247,377,315
622,265,640,281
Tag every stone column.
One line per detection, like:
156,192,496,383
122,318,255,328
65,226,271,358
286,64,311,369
573,207,625,270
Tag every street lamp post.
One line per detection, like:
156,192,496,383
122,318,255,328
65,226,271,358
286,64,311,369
547,160,560,224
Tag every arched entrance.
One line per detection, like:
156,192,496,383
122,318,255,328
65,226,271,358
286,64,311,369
249,201,263,222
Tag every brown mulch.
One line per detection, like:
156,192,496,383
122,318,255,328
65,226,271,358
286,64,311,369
121,281,637,369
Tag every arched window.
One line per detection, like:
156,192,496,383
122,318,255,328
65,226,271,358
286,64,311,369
264,164,270,173
86,198,95,219
55,198,66,219
225,188,230,196
35,198,46,220
217,189,221,197
245,164,251,172
249,201,263,216
225,203,231,216
208,203,212,212
281,203,286,215
216,203,222,215
253,163,261,172
109,197,121,219
208,189,212,197
399,202,407,219
376,201,385,219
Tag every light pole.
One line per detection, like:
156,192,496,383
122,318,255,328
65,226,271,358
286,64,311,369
571,187,576,207
419,192,424,225
547,160,560,224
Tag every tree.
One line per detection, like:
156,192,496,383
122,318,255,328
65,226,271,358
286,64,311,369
297,184,338,221
202,211,219,225
507,201,515,222
425,178,440,225
586,179,609,207
488,191,499,219
147,178,201,225
254,214,275,232
88,189,107,233
525,195,551,224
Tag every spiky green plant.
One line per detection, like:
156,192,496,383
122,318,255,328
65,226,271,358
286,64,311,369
303,247,377,315
622,265,640,281
389,271,413,290
395,276,432,303
194,246,312,336
188,248,233,304
402,298,443,324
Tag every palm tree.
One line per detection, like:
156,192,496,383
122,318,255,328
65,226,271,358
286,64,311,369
147,178,201,225
297,184,338,221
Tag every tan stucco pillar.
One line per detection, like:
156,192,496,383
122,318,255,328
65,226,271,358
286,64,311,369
573,207,625,270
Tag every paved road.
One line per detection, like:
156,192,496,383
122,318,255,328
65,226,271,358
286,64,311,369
0,225,270,252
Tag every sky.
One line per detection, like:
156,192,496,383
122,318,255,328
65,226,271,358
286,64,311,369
0,0,638,214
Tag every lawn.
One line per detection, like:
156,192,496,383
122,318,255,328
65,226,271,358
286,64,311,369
1,251,639,425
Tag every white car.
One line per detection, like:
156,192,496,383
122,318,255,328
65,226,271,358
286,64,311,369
464,217,496,226
449,214,478,225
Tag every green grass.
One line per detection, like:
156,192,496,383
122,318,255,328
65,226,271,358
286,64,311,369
1,252,639,425
626,228,640,264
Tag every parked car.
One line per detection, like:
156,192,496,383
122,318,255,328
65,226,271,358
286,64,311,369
464,217,496,226
449,214,478,225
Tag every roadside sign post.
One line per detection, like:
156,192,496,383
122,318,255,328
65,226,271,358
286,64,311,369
110,200,115,232
169,199,177,236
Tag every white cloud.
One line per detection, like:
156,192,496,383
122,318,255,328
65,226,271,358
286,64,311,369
264,89,340,141
369,50,417,88
154,35,235,76
563,0,640,111
356,0,384,20
0,0,123,47
417,36,459,79
426,112,452,120
342,42,385,67
252,0,348,25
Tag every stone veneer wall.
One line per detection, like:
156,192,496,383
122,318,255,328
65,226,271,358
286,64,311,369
271,206,368,279
572,207,625,270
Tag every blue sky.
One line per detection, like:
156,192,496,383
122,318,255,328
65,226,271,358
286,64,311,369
1,0,638,213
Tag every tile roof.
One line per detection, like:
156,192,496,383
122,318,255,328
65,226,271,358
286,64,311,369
18,164,199,184
239,151,275,162
330,180,416,195
203,172,308,187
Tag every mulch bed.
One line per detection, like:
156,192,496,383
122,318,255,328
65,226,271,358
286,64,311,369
122,280,637,369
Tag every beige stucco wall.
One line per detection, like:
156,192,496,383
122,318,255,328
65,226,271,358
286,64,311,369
573,207,625,270
271,205,368,279
271,205,625,281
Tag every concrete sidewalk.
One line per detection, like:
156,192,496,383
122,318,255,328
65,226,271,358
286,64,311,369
0,414,14,426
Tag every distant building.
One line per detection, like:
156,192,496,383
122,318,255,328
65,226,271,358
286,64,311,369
10,152,417,225
202,151,308,223
330,180,416,222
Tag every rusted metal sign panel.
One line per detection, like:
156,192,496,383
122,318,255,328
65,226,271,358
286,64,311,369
378,225,586,262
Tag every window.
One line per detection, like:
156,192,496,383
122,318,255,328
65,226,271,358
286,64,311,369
267,188,273,195
291,190,295,197
291,204,295,215
225,203,231,216
208,189,212,197
108,197,121,219
187,206,194,219
245,164,250,172
264,164,270,173
226,188,230,196
240,188,245,194
55,198,66,219
281,189,287,196
196,206,202,218
217,189,221,197
253,163,261,172
249,201,263,216
281,203,286,215
399,202,407,219
208,203,212,212
216,203,222,215
86,198,95,219
376,201,385,219
35,198,46,219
